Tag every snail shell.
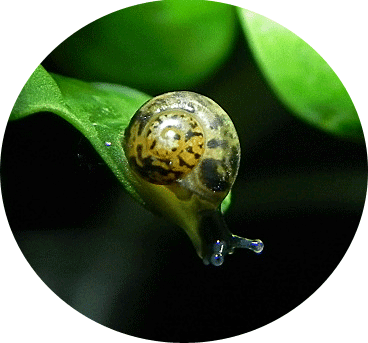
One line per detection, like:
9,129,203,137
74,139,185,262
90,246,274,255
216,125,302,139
123,91,240,208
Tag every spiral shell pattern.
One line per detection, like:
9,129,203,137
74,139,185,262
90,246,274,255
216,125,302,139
123,91,240,205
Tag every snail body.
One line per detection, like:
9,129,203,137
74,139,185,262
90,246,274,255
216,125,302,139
123,91,263,266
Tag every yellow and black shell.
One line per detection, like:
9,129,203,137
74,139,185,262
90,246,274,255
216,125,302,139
123,91,240,206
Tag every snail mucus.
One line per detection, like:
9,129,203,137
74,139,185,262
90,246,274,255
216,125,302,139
123,91,263,266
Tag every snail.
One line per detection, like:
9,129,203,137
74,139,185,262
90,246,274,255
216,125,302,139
123,91,263,266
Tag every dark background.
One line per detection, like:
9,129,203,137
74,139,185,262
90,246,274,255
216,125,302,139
1,22,367,343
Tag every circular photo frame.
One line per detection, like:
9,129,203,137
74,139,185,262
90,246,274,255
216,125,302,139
1,1,367,342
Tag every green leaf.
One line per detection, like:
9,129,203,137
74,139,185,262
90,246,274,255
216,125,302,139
11,65,65,120
45,0,237,93
11,65,235,214
238,9,363,142
9,65,246,264
11,65,151,205
221,191,232,214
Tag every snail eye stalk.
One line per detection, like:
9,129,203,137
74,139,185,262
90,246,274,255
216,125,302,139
199,209,264,267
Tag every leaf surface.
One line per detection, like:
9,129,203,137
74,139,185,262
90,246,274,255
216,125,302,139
11,65,151,204
238,9,363,141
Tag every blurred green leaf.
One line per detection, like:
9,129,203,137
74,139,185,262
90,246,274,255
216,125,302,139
46,0,237,93
221,191,232,214
11,65,151,205
238,9,363,142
